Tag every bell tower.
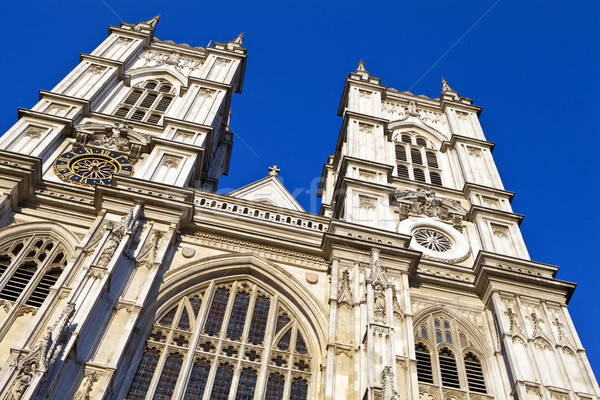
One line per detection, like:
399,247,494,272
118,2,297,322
319,62,599,399
0,15,246,193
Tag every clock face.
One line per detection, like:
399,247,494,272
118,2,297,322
53,147,133,187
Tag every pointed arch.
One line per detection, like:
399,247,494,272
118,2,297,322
413,305,492,358
0,222,80,255
389,120,447,147
128,67,188,95
121,253,327,400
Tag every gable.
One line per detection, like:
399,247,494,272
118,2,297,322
227,176,304,212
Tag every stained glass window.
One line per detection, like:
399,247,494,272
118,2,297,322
127,347,161,400
189,295,202,316
265,372,286,400
211,363,234,399
296,331,308,355
277,329,292,350
227,291,250,340
290,378,309,400
184,359,211,399
159,307,177,327
247,295,270,345
235,367,258,400
204,287,230,336
177,308,190,331
126,280,312,399
276,312,291,333
153,353,183,399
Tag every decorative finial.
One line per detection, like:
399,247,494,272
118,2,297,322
356,60,366,72
268,165,281,178
147,15,161,28
441,77,452,93
234,32,244,45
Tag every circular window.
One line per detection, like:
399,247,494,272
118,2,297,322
413,229,452,252
397,217,471,263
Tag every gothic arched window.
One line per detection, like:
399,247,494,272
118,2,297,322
394,132,443,186
0,236,68,309
414,313,488,395
114,79,175,124
126,279,313,400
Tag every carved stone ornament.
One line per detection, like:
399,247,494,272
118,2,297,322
72,122,149,163
381,366,398,400
96,201,144,267
135,230,163,268
337,269,354,307
73,371,99,400
368,249,391,323
394,188,467,232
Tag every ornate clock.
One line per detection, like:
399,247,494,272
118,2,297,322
54,147,133,187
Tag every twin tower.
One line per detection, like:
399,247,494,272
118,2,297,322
0,16,595,400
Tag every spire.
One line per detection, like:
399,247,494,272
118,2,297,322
146,15,161,28
127,15,160,33
356,59,366,73
441,77,452,93
440,77,461,101
234,32,244,45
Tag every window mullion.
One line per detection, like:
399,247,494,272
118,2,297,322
0,236,36,294
21,243,61,307
173,287,210,400
145,343,170,399
254,294,279,400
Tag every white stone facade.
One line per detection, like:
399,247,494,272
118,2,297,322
0,16,595,400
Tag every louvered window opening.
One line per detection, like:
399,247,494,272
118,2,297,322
394,134,443,185
127,279,312,400
465,353,487,393
439,348,460,388
415,344,434,384
114,79,175,124
0,236,67,308
415,315,488,395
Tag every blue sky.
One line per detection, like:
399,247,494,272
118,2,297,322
1,0,599,374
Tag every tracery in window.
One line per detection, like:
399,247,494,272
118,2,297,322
127,279,313,399
0,235,68,308
114,79,175,124
414,312,488,395
394,131,443,185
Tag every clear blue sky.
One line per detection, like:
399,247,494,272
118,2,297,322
1,0,599,374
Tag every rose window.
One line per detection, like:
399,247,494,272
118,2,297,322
413,229,452,252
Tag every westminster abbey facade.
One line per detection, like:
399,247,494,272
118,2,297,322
0,16,596,400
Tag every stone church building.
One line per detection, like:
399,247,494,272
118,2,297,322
0,16,596,400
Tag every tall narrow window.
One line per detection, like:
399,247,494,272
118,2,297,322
415,343,434,383
464,353,487,393
127,280,313,399
439,348,460,388
395,145,407,161
395,132,443,185
0,236,67,307
113,79,175,124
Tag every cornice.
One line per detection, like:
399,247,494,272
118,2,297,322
80,54,128,84
17,109,73,128
467,204,524,226
462,182,515,203
441,134,495,153
337,78,386,117
108,26,153,46
38,91,91,114
440,98,482,115
338,155,394,177
181,230,328,271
